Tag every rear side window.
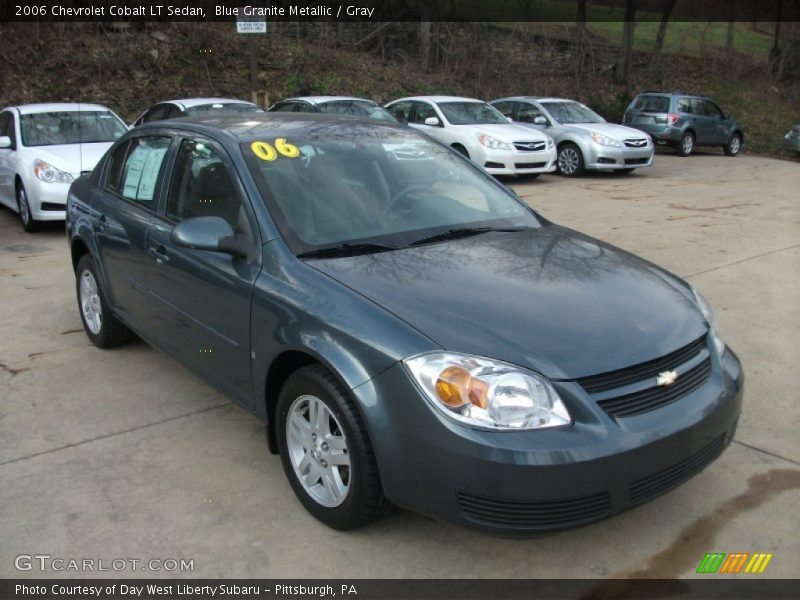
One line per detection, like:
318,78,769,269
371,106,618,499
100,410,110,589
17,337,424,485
0,111,15,145
517,103,547,124
387,101,413,123
633,95,670,113
676,98,694,114
492,101,515,117
107,136,171,207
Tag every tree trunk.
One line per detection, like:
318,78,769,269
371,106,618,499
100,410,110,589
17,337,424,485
575,0,588,81
653,0,677,54
770,0,783,72
725,2,735,53
615,0,635,88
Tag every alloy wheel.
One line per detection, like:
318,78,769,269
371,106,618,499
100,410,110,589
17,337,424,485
558,147,579,175
18,188,31,226
79,270,103,335
682,135,694,155
286,394,351,508
730,136,740,154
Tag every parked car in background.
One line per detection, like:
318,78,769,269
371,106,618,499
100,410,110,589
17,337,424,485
66,113,742,534
784,124,800,155
132,98,263,127
492,97,654,177
623,92,744,157
0,103,128,232
268,96,397,122
385,96,556,177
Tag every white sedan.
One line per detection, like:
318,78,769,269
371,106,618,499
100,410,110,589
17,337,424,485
0,103,128,232
385,96,556,177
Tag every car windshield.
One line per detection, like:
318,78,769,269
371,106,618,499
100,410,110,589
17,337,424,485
243,129,538,254
542,102,604,124
437,102,509,125
316,101,398,122
185,102,264,116
20,111,128,146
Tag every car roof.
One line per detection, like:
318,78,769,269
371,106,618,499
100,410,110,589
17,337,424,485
390,96,485,104
285,96,378,105
12,103,113,114
163,98,255,109
493,97,577,104
133,112,408,141
636,91,710,99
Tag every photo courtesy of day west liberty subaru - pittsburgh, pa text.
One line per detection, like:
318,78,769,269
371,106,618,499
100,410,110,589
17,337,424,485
39,4,376,18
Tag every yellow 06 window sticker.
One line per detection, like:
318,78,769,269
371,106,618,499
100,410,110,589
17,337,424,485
251,139,300,161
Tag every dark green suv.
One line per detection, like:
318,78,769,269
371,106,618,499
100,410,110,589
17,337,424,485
623,92,743,157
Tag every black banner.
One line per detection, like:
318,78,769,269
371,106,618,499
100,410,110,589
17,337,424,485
3,579,800,600
1,0,799,23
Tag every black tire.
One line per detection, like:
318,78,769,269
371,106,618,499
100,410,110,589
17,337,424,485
276,364,391,530
724,133,742,156
616,168,635,175
16,182,40,233
75,254,133,348
451,144,470,159
557,143,585,177
677,131,695,156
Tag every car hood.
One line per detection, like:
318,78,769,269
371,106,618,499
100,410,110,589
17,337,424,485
26,142,113,176
564,122,649,141
462,123,548,143
309,225,706,380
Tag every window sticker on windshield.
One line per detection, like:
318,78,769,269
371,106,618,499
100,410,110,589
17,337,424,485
251,139,301,161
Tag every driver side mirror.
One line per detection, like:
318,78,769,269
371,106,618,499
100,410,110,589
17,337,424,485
170,216,248,258
533,116,548,126
0,136,12,149
424,116,441,127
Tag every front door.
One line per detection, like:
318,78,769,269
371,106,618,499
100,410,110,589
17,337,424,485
92,135,172,333
0,111,18,209
146,137,261,406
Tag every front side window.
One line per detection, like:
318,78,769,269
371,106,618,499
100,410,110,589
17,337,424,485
387,101,413,123
316,101,397,122
166,140,245,231
541,101,603,124
0,111,15,145
411,102,439,124
108,136,171,207
702,101,723,118
20,111,128,147
436,102,508,125
492,101,515,118
243,129,538,253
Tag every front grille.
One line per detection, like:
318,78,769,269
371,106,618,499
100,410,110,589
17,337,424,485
457,490,611,530
624,138,648,148
630,435,725,504
513,141,546,152
515,162,546,169
577,335,707,394
625,157,649,165
597,357,712,418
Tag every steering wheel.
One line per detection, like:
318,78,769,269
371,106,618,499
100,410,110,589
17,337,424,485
381,184,430,219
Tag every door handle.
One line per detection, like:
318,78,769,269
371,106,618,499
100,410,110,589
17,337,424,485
98,214,109,230
148,246,170,265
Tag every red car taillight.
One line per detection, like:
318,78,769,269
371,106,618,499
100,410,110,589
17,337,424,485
667,113,680,125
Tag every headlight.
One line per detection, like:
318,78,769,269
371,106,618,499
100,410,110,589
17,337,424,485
404,353,571,431
589,132,622,147
477,133,512,151
692,287,726,356
34,160,74,184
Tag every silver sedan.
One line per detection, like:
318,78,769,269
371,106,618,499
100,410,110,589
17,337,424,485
491,97,655,177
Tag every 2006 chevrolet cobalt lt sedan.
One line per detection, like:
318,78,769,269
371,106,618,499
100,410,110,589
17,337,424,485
66,114,743,534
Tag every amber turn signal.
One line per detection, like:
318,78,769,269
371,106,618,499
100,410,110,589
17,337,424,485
435,366,489,409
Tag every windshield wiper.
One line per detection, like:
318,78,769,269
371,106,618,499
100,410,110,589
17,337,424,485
408,226,527,247
297,242,399,259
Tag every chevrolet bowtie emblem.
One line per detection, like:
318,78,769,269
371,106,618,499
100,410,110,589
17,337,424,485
656,370,679,387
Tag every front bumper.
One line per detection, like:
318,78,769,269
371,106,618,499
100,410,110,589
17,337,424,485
353,342,743,535
476,145,557,175
584,141,654,170
27,177,70,221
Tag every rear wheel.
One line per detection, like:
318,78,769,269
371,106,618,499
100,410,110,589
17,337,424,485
277,364,391,530
17,183,40,233
724,133,742,156
75,255,133,348
677,132,695,156
557,143,585,177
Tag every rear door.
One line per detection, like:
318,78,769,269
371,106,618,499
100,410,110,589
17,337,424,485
145,136,261,406
92,135,173,334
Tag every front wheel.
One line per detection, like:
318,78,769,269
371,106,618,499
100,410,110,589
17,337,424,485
724,133,742,156
557,143,585,177
75,255,133,348
277,365,391,530
17,183,40,233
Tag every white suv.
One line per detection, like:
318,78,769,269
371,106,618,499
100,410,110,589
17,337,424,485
385,96,556,177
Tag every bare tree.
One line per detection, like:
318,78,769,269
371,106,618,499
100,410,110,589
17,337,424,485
575,0,588,81
615,0,636,88
651,0,677,80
